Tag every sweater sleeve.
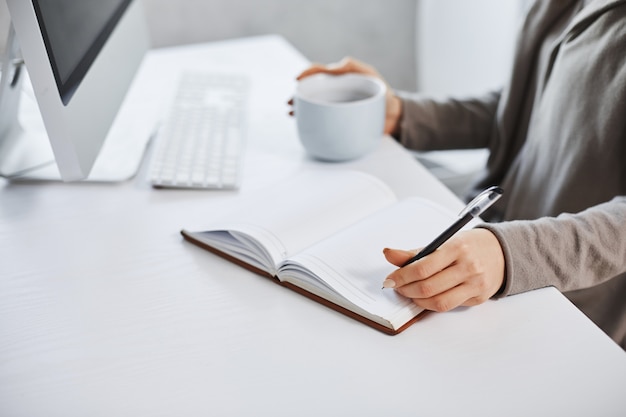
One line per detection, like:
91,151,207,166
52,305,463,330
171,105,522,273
478,196,626,296
394,90,501,152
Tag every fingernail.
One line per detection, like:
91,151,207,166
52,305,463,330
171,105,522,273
382,279,396,289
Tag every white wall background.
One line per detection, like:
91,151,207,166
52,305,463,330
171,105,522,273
1,0,526,94
416,0,526,96
140,0,417,90
0,2,8,52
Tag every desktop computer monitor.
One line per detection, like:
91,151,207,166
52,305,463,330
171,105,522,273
0,0,150,181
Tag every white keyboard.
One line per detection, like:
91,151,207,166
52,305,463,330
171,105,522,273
148,71,249,189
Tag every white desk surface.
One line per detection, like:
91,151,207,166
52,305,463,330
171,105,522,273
1,35,625,417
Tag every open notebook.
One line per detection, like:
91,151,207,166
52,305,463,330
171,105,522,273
182,170,465,334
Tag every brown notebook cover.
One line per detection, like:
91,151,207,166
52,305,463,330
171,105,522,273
181,229,427,335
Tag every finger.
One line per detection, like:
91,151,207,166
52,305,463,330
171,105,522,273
296,58,368,81
331,56,378,76
395,263,467,300
461,296,486,307
409,283,476,313
382,247,418,267
296,63,344,80
295,64,324,80
384,243,458,289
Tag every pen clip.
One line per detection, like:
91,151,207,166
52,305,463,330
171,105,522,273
458,186,503,218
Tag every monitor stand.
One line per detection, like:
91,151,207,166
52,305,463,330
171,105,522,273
0,25,156,183
0,24,56,179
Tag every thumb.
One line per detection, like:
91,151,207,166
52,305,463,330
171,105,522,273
296,63,351,80
383,247,419,267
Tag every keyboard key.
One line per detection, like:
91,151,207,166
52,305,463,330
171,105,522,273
148,71,249,189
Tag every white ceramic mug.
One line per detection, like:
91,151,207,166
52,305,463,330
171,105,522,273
294,73,387,162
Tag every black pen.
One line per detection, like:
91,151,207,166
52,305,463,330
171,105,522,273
400,186,504,268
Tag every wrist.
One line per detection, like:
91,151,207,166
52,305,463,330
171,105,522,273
386,94,403,137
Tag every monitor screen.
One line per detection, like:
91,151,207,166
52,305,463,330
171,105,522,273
32,0,133,105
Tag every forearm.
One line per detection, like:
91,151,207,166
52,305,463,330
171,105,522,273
479,197,626,295
394,90,501,151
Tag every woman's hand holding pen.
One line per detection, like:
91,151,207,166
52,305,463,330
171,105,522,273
293,59,508,313
290,57,404,136
382,229,506,312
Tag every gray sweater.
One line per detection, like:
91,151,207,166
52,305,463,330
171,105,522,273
396,0,626,349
